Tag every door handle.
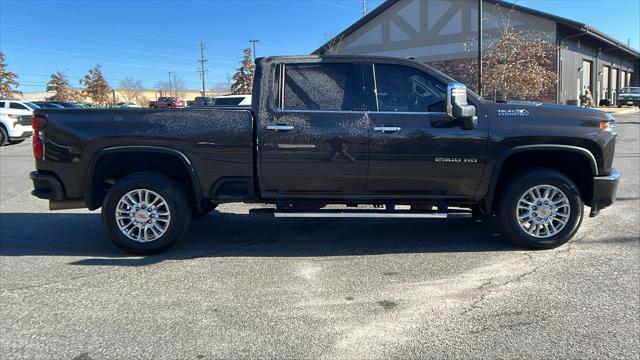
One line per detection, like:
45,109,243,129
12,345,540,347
373,126,402,133
267,125,295,131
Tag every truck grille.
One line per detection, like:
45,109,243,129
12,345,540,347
17,115,32,126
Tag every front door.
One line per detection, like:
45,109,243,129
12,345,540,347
258,62,369,197
365,63,487,198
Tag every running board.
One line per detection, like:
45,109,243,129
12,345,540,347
250,208,472,219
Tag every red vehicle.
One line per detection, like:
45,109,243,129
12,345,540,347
149,97,185,108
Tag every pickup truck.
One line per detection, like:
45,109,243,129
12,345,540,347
148,96,185,108
30,55,620,254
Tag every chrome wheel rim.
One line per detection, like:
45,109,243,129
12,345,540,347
115,189,171,243
516,184,570,238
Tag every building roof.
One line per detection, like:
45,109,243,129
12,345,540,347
313,0,640,58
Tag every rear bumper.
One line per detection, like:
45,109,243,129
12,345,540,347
30,171,65,200
590,168,620,217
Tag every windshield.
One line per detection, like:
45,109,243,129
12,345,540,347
621,88,640,94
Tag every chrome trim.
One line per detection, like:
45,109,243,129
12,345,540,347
373,126,402,133
446,82,466,117
267,125,295,131
372,63,379,111
276,109,446,115
274,212,451,219
277,144,316,149
276,109,367,114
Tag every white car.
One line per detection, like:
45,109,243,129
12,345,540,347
0,99,38,146
113,102,142,108
212,94,252,106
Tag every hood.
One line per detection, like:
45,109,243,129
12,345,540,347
491,101,614,123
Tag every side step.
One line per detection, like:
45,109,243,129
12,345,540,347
250,208,472,219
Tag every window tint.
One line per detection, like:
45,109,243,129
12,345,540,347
374,64,446,112
0,101,5,108
9,102,29,110
214,97,243,106
282,63,361,111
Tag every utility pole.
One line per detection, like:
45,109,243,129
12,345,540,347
362,0,366,16
198,41,208,97
168,71,174,97
249,39,259,62
477,0,483,97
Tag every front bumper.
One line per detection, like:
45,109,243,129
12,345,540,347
9,130,32,141
590,167,620,217
30,171,66,200
617,99,640,106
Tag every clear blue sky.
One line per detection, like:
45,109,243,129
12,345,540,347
1,0,638,93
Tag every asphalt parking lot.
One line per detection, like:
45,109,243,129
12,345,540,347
1,113,639,359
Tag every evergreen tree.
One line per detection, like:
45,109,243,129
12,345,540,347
80,64,111,105
0,52,22,97
46,71,77,101
230,48,255,95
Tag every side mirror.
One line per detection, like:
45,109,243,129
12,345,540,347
446,83,478,130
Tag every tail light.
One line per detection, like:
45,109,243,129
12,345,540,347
32,115,47,160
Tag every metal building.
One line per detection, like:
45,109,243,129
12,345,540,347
315,0,639,105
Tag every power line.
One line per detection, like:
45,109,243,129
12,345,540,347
198,41,208,97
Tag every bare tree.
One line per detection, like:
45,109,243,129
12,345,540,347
119,77,145,103
155,73,186,98
463,6,558,101
0,52,21,97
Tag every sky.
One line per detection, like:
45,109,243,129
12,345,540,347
1,0,638,93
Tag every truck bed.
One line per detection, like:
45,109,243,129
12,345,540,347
33,108,255,202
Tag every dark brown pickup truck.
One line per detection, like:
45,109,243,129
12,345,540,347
30,55,620,254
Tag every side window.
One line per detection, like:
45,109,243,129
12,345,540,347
0,101,5,109
374,64,446,113
9,103,29,110
281,63,362,111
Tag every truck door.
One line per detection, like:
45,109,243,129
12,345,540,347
365,63,487,198
258,62,369,197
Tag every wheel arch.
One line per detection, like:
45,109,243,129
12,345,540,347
85,146,203,212
481,145,598,214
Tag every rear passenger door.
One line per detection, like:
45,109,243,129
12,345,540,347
258,61,370,197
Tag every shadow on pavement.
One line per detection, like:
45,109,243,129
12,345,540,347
0,211,520,266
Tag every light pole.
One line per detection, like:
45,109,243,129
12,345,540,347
168,72,175,97
249,39,259,61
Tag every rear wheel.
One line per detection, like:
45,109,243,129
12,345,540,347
498,169,584,249
101,172,191,254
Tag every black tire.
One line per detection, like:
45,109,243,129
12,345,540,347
498,168,584,249
101,172,191,254
0,126,8,146
192,201,218,218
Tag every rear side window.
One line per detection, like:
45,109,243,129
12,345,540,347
280,63,362,111
9,102,29,110
374,64,446,113
0,101,5,108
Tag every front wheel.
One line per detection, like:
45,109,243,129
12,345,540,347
498,169,584,249
101,172,191,254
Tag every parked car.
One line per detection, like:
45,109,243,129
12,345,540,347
617,87,640,107
191,96,214,106
113,102,142,108
149,97,185,108
211,94,251,106
30,55,620,254
47,101,84,108
0,99,36,145
32,102,65,109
